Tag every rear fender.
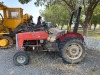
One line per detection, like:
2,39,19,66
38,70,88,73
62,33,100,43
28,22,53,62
59,32,84,42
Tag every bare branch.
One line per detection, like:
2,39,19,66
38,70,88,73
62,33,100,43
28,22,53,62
83,0,87,15
61,0,75,11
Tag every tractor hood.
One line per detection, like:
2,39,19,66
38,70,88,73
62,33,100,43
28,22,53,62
47,28,67,42
49,28,67,35
17,31,49,40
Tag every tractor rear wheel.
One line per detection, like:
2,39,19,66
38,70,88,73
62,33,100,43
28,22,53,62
60,38,86,64
0,36,13,49
13,51,30,66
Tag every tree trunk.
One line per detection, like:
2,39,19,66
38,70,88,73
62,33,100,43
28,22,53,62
89,23,92,30
99,25,100,28
61,24,64,30
82,0,99,36
83,24,88,36
83,8,93,36
89,25,91,30
94,24,97,31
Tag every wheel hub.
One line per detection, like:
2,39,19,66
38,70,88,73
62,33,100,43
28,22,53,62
0,36,13,49
17,56,26,64
69,45,80,56
0,39,8,47
66,43,83,60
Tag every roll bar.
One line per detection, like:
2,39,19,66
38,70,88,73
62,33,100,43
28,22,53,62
69,7,82,32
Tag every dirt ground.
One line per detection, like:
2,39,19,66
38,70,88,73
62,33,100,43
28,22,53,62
0,46,100,75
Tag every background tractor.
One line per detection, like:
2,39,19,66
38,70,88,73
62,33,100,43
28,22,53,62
13,7,86,66
0,3,34,49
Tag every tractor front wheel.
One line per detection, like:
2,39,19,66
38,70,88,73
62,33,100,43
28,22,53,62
13,51,30,66
60,38,86,64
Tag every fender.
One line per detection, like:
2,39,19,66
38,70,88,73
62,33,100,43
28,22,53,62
59,32,84,42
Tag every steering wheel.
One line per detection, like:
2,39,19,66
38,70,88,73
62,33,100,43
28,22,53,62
0,13,4,25
40,22,49,32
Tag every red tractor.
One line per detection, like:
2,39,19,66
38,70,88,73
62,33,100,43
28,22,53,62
13,7,86,66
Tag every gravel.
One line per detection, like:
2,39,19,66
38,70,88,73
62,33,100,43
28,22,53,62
0,45,100,75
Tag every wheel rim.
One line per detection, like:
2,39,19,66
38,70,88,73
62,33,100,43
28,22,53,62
17,55,26,64
66,43,83,60
0,36,13,49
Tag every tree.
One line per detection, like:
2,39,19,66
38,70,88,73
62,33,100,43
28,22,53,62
91,4,100,30
18,0,31,4
19,0,100,36
40,4,70,28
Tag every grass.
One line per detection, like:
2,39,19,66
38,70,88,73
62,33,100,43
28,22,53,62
78,29,100,39
60,25,100,39
78,25,100,39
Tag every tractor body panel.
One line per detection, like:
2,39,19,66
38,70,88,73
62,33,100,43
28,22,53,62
17,31,49,50
59,32,84,41
18,31,49,40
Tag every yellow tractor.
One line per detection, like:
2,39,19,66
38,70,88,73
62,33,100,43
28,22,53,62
0,3,33,49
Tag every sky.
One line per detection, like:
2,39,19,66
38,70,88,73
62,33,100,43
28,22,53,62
0,0,44,23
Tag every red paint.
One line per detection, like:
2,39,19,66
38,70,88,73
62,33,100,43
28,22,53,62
18,31,49,40
59,32,84,41
17,31,49,50
17,31,84,51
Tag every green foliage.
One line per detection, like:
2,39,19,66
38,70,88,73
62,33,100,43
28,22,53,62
40,4,70,26
34,0,54,6
18,0,31,4
91,4,100,24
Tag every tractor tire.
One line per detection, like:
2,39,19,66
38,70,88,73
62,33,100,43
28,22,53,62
0,36,13,49
59,38,86,64
13,51,30,66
